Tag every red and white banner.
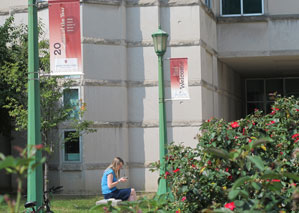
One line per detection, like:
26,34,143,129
170,58,190,100
48,0,82,75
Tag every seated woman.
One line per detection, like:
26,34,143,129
101,157,136,201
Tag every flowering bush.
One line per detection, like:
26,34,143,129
151,96,299,212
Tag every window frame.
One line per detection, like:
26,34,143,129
220,0,264,17
245,77,299,115
62,86,81,119
62,129,82,163
205,0,212,9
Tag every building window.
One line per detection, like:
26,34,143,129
221,0,263,16
63,88,79,119
246,78,299,115
205,0,212,9
64,130,81,162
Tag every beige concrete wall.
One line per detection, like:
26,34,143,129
217,19,299,57
0,0,243,195
267,0,299,15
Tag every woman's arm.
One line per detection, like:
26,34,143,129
107,174,127,189
107,174,118,189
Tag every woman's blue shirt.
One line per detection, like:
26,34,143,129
101,168,117,194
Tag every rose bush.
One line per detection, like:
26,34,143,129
151,96,299,212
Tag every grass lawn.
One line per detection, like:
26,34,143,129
0,193,156,212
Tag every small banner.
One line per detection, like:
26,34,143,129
48,0,82,75
170,58,190,100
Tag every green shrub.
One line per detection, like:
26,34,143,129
151,96,299,212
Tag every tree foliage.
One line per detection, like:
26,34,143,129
0,16,96,191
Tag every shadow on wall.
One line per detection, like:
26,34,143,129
127,6,146,191
162,5,174,145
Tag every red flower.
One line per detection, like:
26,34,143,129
35,144,44,150
224,202,236,211
266,121,275,126
13,145,24,153
164,171,170,179
228,175,233,180
295,138,299,143
230,122,239,128
191,164,196,168
225,168,229,172
292,133,299,139
296,109,299,112
291,183,297,186
252,122,256,125
248,139,252,143
181,196,186,201
173,168,180,173
280,152,283,155
234,136,238,139
208,160,212,165
242,128,245,135
270,107,279,115
271,179,281,182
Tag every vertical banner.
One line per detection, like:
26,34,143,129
48,0,82,75
170,58,190,100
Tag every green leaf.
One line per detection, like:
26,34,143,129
228,189,240,200
234,200,245,207
229,150,240,160
212,209,233,213
282,173,299,182
232,176,252,190
260,173,282,180
204,148,229,160
239,190,249,198
251,182,261,190
247,156,265,171
249,138,272,149
246,161,251,171
0,156,17,170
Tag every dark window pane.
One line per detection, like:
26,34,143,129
222,0,241,15
286,79,299,98
205,0,212,8
243,0,262,14
247,102,264,114
64,131,80,161
266,79,283,101
247,80,264,101
63,89,79,119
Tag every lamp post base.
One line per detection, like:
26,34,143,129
157,178,167,195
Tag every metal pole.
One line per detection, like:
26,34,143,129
27,0,43,208
157,55,168,195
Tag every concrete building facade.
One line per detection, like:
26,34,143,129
0,0,298,194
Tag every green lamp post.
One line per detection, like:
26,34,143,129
27,0,43,208
152,26,169,195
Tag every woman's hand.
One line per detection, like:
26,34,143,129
118,177,128,183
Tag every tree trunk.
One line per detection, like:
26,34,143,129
44,155,49,200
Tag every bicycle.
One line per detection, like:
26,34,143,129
24,186,63,213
